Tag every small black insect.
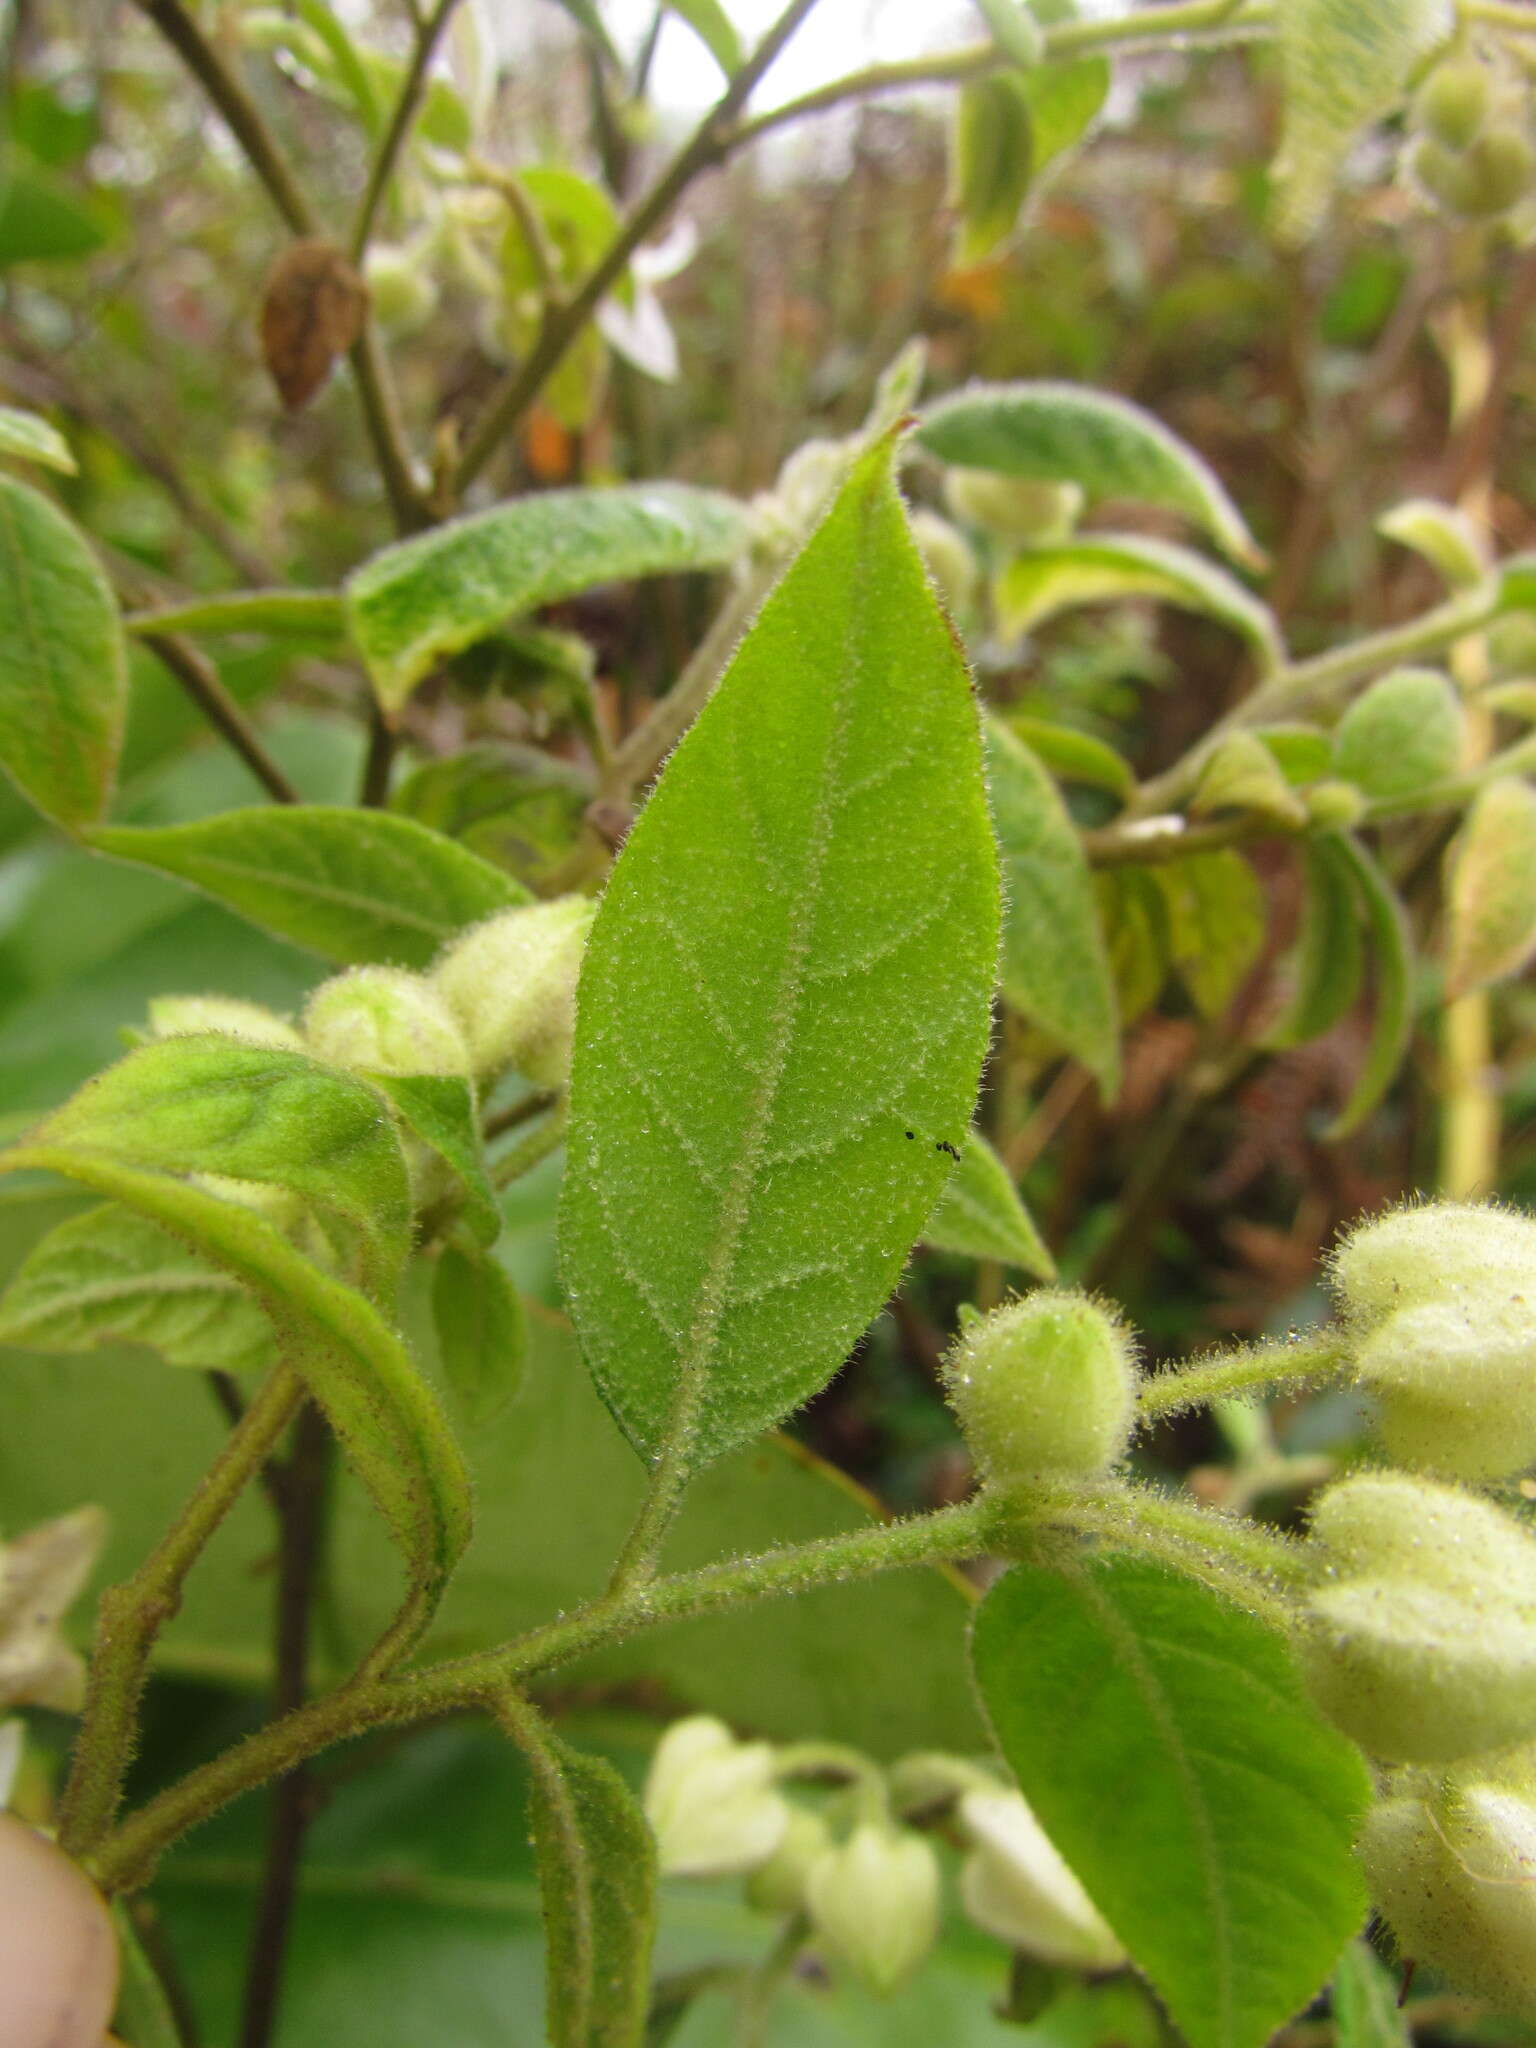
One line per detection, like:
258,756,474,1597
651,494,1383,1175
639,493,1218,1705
936,1140,961,1162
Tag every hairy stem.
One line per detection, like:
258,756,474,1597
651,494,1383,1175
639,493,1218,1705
1137,1334,1349,1422
140,634,301,805
453,0,824,491
350,0,467,261
60,1364,307,1859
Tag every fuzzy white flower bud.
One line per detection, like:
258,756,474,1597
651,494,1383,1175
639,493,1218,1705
642,1717,788,1879
958,1789,1125,1970
147,995,303,1051
943,1291,1138,1488
432,897,595,1085
304,967,471,1078
804,1823,940,1995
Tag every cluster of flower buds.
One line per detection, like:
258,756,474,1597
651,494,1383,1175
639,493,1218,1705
430,896,595,1087
942,1290,1139,1493
642,1718,1122,1999
1407,45,1535,221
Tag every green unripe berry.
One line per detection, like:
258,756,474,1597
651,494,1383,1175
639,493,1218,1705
943,1290,1138,1487
1414,57,1493,153
432,896,596,1085
303,967,471,1078
941,470,1085,545
1301,1472,1536,1762
1362,1752,1536,2013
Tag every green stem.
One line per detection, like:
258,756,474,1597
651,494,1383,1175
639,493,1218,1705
59,1364,307,1859
737,1912,810,2048
125,591,346,641
453,0,825,492
139,634,301,805
1136,1334,1349,1421
490,1101,568,1189
1465,0,1536,27
350,0,467,259
1055,1480,1311,1589
93,1494,1000,1894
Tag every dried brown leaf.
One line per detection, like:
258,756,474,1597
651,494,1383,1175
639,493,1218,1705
260,239,368,411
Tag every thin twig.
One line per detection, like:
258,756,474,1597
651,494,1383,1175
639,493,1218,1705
358,700,397,807
453,0,825,492
350,0,467,262
140,634,301,804
239,1403,332,2048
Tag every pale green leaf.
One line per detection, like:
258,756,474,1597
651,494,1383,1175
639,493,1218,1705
1011,716,1134,801
504,167,622,297
88,806,528,969
1377,498,1487,591
0,405,75,474
24,1035,413,1299
1444,776,1536,999
1264,836,1364,1048
1273,0,1451,242
1095,867,1170,1026
1331,1938,1411,2048
390,744,590,892
1158,849,1265,1018
972,1557,1372,2048
1326,834,1415,1138
917,383,1265,569
1332,668,1464,801
0,160,110,264
1256,724,1333,785
0,472,127,827
111,1901,186,2048
1192,733,1308,826
124,589,345,641
667,0,741,74
995,534,1282,667
0,1202,277,1375
922,1127,1054,1278
372,1074,500,1248
560,438,1000,1466
951,72,1035,265
346,484,749,714
0,1145,471,1654
986,718,1120,1098
500,1705,657,2048
433,1240,526,1427
1021,52,1110,168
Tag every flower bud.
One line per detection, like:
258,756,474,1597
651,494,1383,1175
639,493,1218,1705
432,897,595,1085
304,967,470,1078
1414,57,1493,152
745,1804,833,1916
1303,779,1368,831
363,240,439,336
908,508,979,618
942,469,1085,545
1330,1203,1536,1478
642,1716,788,1879
958,1789,1125,1970
146,995,303,1051
1411,128,1535,218
1362,1753,1536,2013
943,1290,1138,1488
1301,1472,1536,1762
804,1823,940,1995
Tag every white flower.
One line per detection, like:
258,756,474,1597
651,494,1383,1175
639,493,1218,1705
804,1822,940,1995
0,1508,105,1715
643,1715,788,1877
958,1789,1125,1970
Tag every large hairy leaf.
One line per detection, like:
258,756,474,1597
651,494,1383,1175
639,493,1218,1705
560,437,999,1467
917,382,1265,568
973,1558,1371,2048
986,719,1119,1098
346,483,749,713
89,807,527,969
994,534,1281,667
0,472,127,827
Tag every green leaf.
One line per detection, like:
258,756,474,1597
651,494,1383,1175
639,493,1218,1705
1377,498,1487,591
560,438,999,1467
373,1074,500,1248
917,383,1265,569
951,72,1036,265
667,0,742,75
994,535,1282,668
1326,833,1415,1138
503,1706,657,2048
971,1557,1372,2048
986,718,1120,1098
0,1202,277,1375
24,1035,413,1298
1,1145,470,1652
1264,836,1364,1048
1095,867,1170,1026
1256,723,1333,785
391,745,591,892
0,158,109,263
922,1128,1054,1278
1192,733,1308,827
0,405,76,474
111,1902,187,2048
1273,0,1449,241
124,589,346,641
433,1240,526,1427
1020,53,1109,168
1444,776,1536,999
1332,668,1464,802
1331,1938,1411,2048
346,484,749,715
1157,849,1265,1018
0,472,127,828
88,807,528,969
1010,717,1134,802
